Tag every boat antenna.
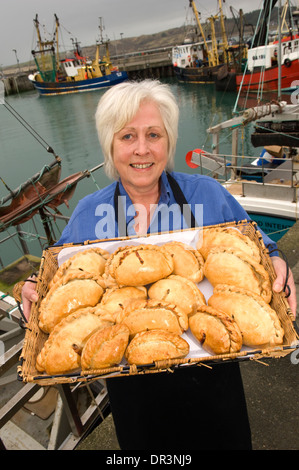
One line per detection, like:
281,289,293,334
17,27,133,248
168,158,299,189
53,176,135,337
278,0,282,101
2,100,59,159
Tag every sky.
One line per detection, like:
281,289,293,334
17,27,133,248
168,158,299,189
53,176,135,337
0,0,266,67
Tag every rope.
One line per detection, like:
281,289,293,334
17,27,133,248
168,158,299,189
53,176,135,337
233,6,265,114
2,100,58,156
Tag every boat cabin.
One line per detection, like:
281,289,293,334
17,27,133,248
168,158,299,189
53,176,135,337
247,36,299,71
61,58,83,78
172,42,207,68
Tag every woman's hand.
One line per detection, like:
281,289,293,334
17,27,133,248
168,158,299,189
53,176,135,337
21,275,39,322
271,256,297,317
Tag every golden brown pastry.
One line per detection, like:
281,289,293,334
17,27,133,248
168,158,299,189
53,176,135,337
81,324,130,370
36,307,113,375
116,299,189,338
208,284,284,347
38,271,105,333
125,329,190,365
197,227,261,262
163,241,204,283
105,244,174,286
148,275,206,316
203,247,271,303
189,305,242,355
99,286,147,321
49,247,109,288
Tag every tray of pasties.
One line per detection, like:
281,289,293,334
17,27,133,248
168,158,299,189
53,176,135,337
18,220,299,385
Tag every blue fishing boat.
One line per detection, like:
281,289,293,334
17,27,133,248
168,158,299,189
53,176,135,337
28,14,128,96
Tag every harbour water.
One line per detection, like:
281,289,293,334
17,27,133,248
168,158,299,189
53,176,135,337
0,77,292,266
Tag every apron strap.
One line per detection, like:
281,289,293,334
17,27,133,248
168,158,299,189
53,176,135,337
114,182,127,237
166,172,197,229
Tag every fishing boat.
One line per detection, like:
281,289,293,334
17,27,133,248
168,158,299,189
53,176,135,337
28,15,128,96
217,0,299,93
172,0,228,84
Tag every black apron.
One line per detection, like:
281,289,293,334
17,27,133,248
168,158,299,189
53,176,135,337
107,173,252,450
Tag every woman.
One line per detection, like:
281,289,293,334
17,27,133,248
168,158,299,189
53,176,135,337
22,80,296,450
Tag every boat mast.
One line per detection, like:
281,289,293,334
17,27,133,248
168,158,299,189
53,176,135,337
278,0,282,101
208,14,220,65
33,14,55,52
189,0,217,66
54,14,60,71
218,0,230,63
33,15,43,51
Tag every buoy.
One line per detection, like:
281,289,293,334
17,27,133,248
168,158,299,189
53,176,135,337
185,148,205,168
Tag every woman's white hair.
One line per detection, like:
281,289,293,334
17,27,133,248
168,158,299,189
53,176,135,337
95,79,179,180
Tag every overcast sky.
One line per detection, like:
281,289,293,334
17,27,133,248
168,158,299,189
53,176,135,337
1,0,265,67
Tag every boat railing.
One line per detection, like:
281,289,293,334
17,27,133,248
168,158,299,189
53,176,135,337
189,150,299,201
0,207,71,269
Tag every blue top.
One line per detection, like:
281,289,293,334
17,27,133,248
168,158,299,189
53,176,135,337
57,171,277,253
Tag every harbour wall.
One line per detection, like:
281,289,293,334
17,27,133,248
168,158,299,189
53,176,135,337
114,49,174,80
2,73,35,96
1,50,174,95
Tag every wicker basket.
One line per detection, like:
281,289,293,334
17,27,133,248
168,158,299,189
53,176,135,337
18,220,299,386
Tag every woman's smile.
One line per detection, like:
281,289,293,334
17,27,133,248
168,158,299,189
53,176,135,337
130,162,154,169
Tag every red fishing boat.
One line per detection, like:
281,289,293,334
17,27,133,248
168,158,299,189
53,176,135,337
216,0,299,93
236,34,299,92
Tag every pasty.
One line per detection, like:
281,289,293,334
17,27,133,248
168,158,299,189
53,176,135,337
81,324,130,370
36,307,113,375
125,329,190,365
99,286,147,321
197,227,261,262
148,275,205,316
203,247,271,303
189,305,242,355
105,244,174,286
49,247,109,288
163,241,204,282
208,284,284,347
38,271,105,333
116,299,189,338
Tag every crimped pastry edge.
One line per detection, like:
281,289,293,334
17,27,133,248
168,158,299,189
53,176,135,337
209,284,284,345
148,274,206,312
204,246,272,302
36,308,113,373
105,244,174,280
189,304,243,354
116,298,189,334
49,247,109,288
197,226,261,261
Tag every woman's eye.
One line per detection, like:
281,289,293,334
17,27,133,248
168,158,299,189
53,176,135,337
149,132,159,139
122,133,132,140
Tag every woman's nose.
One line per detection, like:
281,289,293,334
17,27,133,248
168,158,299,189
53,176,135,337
133,136,149,155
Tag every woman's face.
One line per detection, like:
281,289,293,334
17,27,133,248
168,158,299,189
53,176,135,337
112,100,169,196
